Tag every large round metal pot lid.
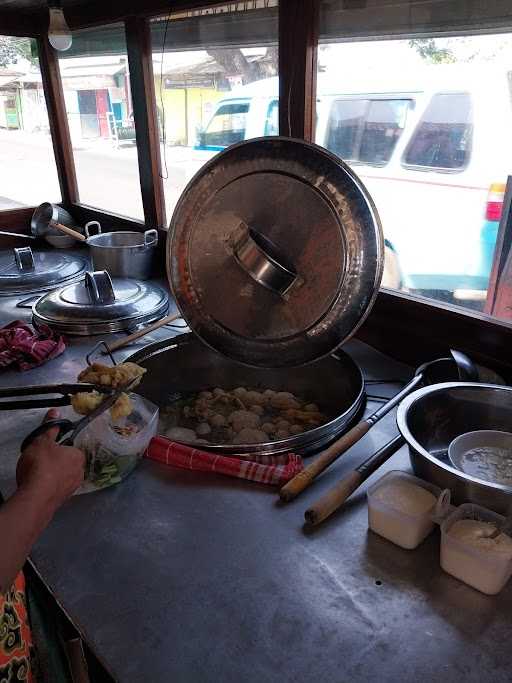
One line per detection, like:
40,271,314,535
0,247,87,295
168,136,384,368
33,271,169,335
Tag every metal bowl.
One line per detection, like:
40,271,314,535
397,382,512,513
128,333,365,456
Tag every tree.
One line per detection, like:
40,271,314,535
0,36,36,69
409,38,456,64
206,46,278,84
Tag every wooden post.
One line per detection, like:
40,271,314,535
125,16,167,229
278,0,319,140
37,36,79,206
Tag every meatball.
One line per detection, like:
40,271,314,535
260,422,277,435
270,392,301,410
196,422,212,436
263,389,276,399
232,387,248,399
209,413,227,428
228,410,260,432
275,428,290,439
304,403,320,413
249,404,264,416
165,427,197,442
233,428,267,444
213,388,226,397
289,424,303,435
276,419,290,430
245,390,265,405
198,390,213,401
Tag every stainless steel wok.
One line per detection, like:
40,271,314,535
397,382,512,513
128,333,365,456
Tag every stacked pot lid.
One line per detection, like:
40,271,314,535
33,271,169,335
0,246,88,296
168,136,384,368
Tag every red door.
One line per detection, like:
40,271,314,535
95,89,110,138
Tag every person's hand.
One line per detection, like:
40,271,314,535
16,408,85,512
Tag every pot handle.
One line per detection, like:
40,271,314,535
230,222,302,297
14,246,35,272
85,221,102,238
144,229,158,247
85,271,115,305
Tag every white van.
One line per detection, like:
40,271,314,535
191,67,512,302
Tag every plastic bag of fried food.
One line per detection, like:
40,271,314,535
71,362,146,421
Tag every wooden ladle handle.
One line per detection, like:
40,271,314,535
50,221,87,242
103,313,181,353
279,420,371,502
305,470,363,525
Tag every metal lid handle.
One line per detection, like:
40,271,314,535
14,247,35,272
85,221,102,238
144,229,158,247
231,222,301,297
85,271,115,305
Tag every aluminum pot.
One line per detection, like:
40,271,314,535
31,202,83,248
397,382,512,513
128,333,365,456
85,222,158,280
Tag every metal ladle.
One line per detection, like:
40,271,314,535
450,349,478,382
32,219,86,242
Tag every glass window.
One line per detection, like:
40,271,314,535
360,99,410,164
199,102,250,149
325,98,409,164
58,25,144,220
325,99,367,160
151,3,278,219
403,92,472,169
0,36,61,209
264,99,279,136
316,29,512,321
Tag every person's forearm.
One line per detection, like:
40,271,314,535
0,487,56,594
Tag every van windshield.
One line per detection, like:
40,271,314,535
325,98,410,165
199,101,250,149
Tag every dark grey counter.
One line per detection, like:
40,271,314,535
1,291,511,683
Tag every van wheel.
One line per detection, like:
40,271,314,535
382,244,403,290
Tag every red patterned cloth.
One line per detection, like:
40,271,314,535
0,572,35,682
147,436,304,486
0,321,65,371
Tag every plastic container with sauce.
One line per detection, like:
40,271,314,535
367,470,442,549
440,503,512,595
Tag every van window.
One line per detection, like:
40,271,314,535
325,99,367,160
403,92,472,169
359,99,410,165
325,98,410,165
265,100,279,136
200,102,250,148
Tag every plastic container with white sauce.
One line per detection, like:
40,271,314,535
440,503,512,595
367,470,442,549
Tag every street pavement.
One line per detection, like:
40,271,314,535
0,129,207,224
